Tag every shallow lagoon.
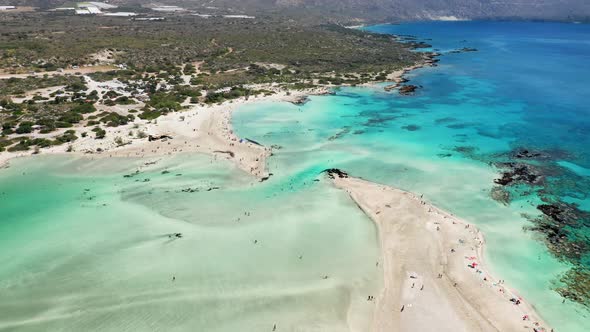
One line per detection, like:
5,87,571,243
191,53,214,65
0,155,380,331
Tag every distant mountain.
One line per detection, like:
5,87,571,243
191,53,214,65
1,0,589,22
218,0,590,22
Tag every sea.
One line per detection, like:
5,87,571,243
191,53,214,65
1,21,589,331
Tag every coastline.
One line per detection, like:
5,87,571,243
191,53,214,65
0,87,330,178
328,171,550,332
0,61,554,331
0,57,432,175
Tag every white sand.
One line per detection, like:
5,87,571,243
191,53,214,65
331,174,551,332
0,87,330,178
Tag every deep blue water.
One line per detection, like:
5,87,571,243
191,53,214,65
369,21,590,162
234,21,590,330
370,21,590,268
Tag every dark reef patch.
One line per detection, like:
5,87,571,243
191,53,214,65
435,117,457,124
481,146,590,307
490,186,511,205
453,146,478,155
449,47,478,54
447,122,478,129
493,162,544,186
399,85,419,95
362,115,401,127
328,126,351,141
555,267,590,307
528,201,590,263
401,124,421,131
322,168,349,179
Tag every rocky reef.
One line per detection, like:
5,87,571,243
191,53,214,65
486,147,590,307
493,162,544,186
322,168,349,179
556,267,590,308
449,47,478,54
290,95,310,106
401,124,421,131
399,85,419,95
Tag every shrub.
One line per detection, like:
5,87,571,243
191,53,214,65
15,122,34,134
71,103,96,114
138,109,162,120
58,111,83,124
93,127,106,139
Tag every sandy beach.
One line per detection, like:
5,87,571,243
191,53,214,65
330,173,550,332
0,87,329,178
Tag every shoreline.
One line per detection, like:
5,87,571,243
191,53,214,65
0,58,429,174
0,61,554,331
328,171,550,332
0,86,331,178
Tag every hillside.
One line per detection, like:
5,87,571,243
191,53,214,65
1,0,589,22
219,0,590,22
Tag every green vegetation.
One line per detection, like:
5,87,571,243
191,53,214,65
138,109,162,121
205,87,259,104
71,103,96,114
98,112,135,127
3,128,78,152
0,14,419,85
147,92,183,111
89,70,138,82
92,127,106,139
0,75,85,97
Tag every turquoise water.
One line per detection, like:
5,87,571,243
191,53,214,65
0,155,380,331
232,21,590,330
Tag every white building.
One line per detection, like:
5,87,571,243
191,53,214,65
75,6,101,15
223,15,255,19
214,87,232,94
86,6,101,14
151,6,184,12
103,12,137,17
85,2,117,9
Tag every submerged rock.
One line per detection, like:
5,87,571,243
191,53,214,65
490,186,511,205
556,267,590,307
401,124,421,131
322,168,348,179
528,200,590,265
328,127,351,141
399,85,419,95
449,47,478,54
290,96,309,106
148,134,173,142
493,162,543,186
498,147,570,162
482,147,590,308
